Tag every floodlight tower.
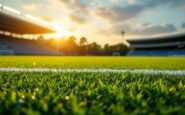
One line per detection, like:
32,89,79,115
121,31,125,43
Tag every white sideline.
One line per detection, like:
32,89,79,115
0,68,185,75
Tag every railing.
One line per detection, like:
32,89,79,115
0,4,53,30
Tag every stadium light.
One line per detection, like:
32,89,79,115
0,4,2,8
121,31,125,43
3,5,21,15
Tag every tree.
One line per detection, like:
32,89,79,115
102,43,129,56
114,43,129,55
103,44,110,55
79,37,88,55
59,36,79,55
87,42,102,55
79,37,87,46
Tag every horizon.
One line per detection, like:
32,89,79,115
1,0,185,44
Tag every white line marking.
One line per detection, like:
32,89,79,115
0,68,185,75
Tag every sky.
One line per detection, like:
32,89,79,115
1,0,185,44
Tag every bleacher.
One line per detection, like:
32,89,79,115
128,48,185,56
127,33,185,56
0,35,59,55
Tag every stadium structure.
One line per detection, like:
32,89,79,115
1,4,185,56
0,4,59,55
127,33,185,56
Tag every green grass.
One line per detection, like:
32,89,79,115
0,72,185,115
0,56,185,114
0,56,185,70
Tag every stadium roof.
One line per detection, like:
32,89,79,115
127,33,185,42
127,33,185,49
0,11,55,34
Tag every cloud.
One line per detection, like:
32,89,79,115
22,3,42,11
95,0,185,22
134,24,177,35
182,23,185,28
58,0,90,24
59,0,88,12
41,16,53,22
110,23,132,34
135,23,151,30
110,23,177,36
96,4,144,22
56,0,182,38
128,0,136,5
182,4,185,9
57,0,185,26
137,0,185,8
69,15,86,24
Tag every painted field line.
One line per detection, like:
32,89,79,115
0,68,185,75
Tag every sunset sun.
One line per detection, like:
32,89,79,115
53,24,71,38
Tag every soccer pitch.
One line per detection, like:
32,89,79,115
0,56,185,69
0,56,185,114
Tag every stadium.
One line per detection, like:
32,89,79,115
0,4,59,55
1,4,185,56
0,2,185,115
127,33,185,56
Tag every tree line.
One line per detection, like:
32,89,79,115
37,36,129,56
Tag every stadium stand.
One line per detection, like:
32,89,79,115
0,34,59,55
127,33,185,56
0,4,60,55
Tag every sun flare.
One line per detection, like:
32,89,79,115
53,25,71,38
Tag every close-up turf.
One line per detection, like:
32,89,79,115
0,72,185,115
0,56,185,115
